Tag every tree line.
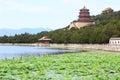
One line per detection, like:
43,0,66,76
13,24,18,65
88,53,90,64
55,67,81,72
0,11,120,44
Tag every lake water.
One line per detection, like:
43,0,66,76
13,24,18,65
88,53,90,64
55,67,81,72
0,46,80,59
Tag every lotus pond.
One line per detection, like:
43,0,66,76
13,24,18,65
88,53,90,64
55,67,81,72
0,51,120,80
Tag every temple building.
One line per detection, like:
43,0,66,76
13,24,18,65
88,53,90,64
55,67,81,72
102,7,113,14
69,6,95,29
78,6,91,22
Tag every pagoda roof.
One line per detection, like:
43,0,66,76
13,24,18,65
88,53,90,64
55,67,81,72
83,6,86,9
81,6,88,10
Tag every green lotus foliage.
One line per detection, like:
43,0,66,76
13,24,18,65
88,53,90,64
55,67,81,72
0,51,120,79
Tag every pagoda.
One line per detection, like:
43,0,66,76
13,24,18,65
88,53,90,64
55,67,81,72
78,6,91,22
69,6,95,29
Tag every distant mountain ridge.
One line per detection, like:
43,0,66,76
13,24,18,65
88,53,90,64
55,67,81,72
0,28,50,36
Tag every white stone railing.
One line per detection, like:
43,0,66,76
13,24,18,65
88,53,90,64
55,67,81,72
49,44,120,52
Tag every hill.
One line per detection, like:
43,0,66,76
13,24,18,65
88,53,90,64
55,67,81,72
46,11,120,44
0,11,120,43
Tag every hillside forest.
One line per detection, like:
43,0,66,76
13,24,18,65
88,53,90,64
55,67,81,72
0,11,120,44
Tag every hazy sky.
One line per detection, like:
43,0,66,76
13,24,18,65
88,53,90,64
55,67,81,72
0,0,119,30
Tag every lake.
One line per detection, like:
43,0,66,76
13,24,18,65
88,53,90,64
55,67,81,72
0,45,81,59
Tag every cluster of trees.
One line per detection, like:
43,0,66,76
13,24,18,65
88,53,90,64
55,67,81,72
0,11,120,44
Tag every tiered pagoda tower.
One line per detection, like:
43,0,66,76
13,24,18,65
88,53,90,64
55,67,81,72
69,6,95,29
78,6,91,22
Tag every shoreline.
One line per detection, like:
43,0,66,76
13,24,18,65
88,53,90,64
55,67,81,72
49,44,120,52
0,43,38,46
0,43,120,52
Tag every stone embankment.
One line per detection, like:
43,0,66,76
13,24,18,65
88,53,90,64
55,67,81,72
49,44,120,52
0,43,120,52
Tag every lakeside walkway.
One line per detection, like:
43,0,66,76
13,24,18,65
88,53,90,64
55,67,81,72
0,43,120,52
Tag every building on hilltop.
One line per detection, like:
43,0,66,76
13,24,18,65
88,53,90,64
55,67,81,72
102,7,113,14
69,6,95,29
78,6,91,22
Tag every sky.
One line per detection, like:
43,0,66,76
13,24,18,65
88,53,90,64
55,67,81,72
0,0,120,30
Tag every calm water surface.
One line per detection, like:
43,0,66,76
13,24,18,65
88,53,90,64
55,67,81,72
0,46,80,59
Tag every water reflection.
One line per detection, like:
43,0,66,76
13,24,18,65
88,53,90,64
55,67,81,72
0,46,81,59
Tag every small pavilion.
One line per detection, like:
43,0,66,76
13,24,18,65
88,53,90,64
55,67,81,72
39,36,51,45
